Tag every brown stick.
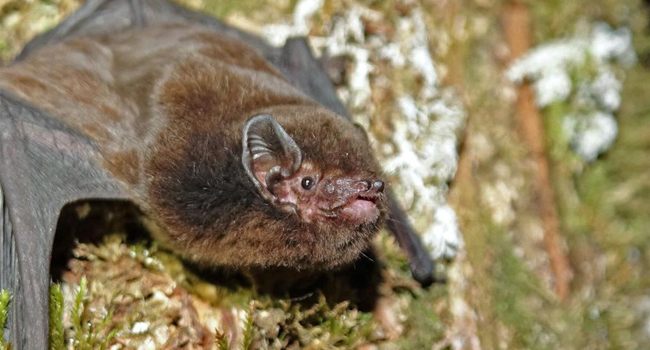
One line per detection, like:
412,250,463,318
501,1,572,301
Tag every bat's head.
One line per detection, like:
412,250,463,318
242,114,385,227
237,111,388,268
148,106,387,270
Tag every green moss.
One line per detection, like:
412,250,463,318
526,0,642,41
249,293,378,349
196,0,272,20
488,225,560,350
70,277,90,349
240,306,255,350
0,290,11,350
49,285,65,350
574,61,650,348
214,330,232,350
523,2,650,348
396,288,447,349
377,232,412,277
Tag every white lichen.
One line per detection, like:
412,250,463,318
131,321,150,335
262,0,466,259
261,0,324,46
424,205,462,259
533,68,572,108
563,111,618,162
507,22,636,162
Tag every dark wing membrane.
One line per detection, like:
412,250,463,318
17,0,275,62
273,38,351,118
0,91,127,349
18,0,348,117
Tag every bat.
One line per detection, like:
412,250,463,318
0,0,434,348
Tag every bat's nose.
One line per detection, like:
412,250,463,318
355,179,384,193
355,180,372,191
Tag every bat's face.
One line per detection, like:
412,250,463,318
237,113,387,268
242,114,385,227
266,161,385,225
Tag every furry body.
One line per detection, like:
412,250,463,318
0,23,385,269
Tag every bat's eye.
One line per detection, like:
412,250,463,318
301,177,315,190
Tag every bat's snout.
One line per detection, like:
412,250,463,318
356,179,384,193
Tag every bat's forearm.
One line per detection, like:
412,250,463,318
386,189,435,286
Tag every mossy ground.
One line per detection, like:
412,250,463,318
450,0,650,349
0,0,649,349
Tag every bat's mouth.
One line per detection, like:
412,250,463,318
338,194,381,224
357,193,379,203
351,195,378,212
312,179,385,224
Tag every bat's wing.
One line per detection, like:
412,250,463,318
0,91,127,349
19,0,345,117
17,0,277,61
271,38,351,118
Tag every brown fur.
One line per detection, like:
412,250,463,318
0,23,386,270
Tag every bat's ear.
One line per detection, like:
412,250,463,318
242,114,302,201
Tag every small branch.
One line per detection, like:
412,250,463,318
501,1,572,301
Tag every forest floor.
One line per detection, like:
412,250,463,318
0,0,649,349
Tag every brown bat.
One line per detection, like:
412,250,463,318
0,0,434,349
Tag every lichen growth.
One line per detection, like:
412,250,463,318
508,22,636,161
